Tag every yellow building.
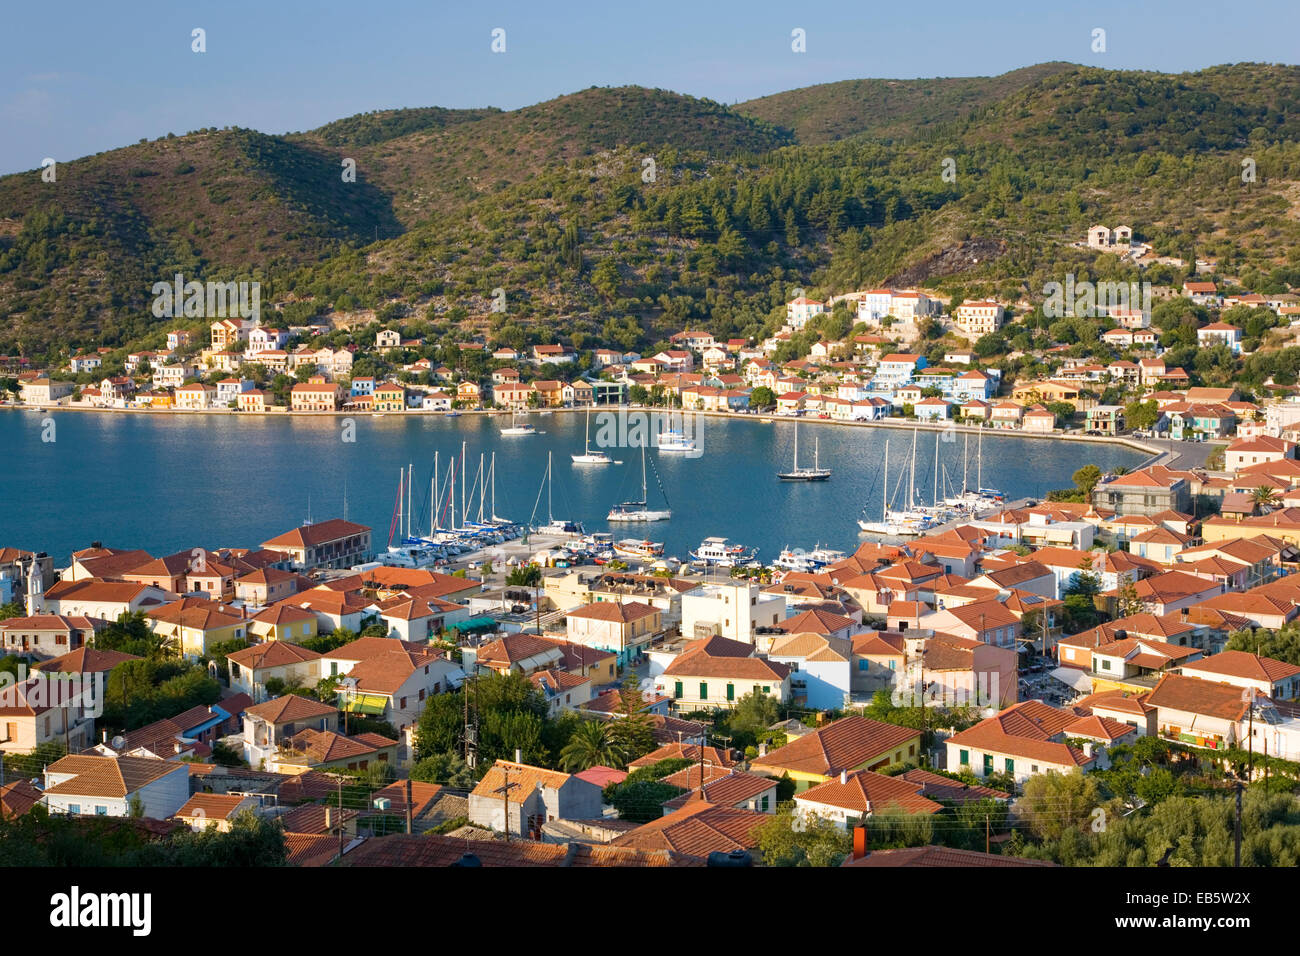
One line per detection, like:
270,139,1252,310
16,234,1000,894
372,384,406,411
1010,380,1087,409
750,715,922,792
248,603,318,643
146,598,249,658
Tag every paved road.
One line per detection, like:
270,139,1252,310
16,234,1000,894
1149,436,1217,472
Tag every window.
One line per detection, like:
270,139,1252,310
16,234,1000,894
983,754,993,773
400,697,407,709
1032,765,1039,773
959,749,969,766
726,683,735,701
762,686,771,694
761,795,769,811
674,681,683,699
68,804,80,814
858,659,869,671
699,682,708,700
418,689,425,701
1100,659,1110,671
1005,758,1015,773
95,806,108,815
908,744,915,756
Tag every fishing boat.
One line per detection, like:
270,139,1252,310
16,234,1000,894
571,407,619,464
689,536,758,567
607,445,671,522
777,421,831,481
500,408,537,436
613,538,664,559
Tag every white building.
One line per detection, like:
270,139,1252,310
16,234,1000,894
680,580,786,645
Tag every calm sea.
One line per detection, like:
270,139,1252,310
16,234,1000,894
1,409,1145,566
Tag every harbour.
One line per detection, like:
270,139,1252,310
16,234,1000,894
0,407,1145,565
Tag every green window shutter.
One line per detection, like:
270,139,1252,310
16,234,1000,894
762,685,770,694
1005,758,1015,774
699,682,708,700
726,683,735,701
674,681,683,699
983,754,993,773
960,749,969,766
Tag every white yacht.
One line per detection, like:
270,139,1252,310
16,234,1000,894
572,407,618,464
607,446,671,522
690,537,757,567
500,408,537,436
656,394,698,454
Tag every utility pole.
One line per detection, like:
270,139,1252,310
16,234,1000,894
1244,687,1254,779
1234,780,1243,868
493,766,519,842
918,644,927,769
985,813,990,854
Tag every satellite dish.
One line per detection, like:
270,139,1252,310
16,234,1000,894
110,736,126,750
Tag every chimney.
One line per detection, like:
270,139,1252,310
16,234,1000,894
514,748,522,764
852,825,868,861
324,806,332,830
101,730,107,744
840,769,848,785
758,742,768,758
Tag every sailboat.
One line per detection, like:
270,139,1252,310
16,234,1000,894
535,451,586,535
858,434,933,536
607,445,671,522
942,429,1003,510
500,407,537,436
657,392,697,453
777,421,831,481
572,407,619,464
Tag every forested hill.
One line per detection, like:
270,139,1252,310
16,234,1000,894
3,63,1300,359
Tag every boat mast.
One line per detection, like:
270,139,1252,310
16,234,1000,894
460,440,467,526
963,432,969,496
883,439,889,521
933,432,939,509
491,452,497,520
408,463,414,538
978,428,983,492
432,451,439,532
547,451,554,524
909,429,918,511
641,444,648,504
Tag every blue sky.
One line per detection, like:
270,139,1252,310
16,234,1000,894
2,0,1298,175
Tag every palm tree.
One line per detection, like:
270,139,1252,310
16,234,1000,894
1250,485,1280,508
1111,465,1129,476
559,719,625,771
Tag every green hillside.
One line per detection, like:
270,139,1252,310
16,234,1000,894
3,64,1300,359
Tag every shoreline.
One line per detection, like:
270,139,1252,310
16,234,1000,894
1,402,1161,460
